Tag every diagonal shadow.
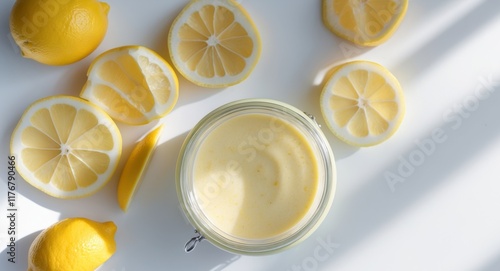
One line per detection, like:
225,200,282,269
479,253,500,271
99,131,240,271
251,2,500,269
310,73,500,268
0,230,41,270
393,0,500,83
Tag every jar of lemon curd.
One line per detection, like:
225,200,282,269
176,99,336,255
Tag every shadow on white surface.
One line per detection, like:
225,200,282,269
264,72,500,270
1,130,240,271
3,1,500,270
394,0,500,83
263,2,500,268
479,253,500,271
1,230,41,270
100,131,241,270
144,2,184,61
311,75,500,269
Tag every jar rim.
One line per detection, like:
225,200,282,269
176,99,336,255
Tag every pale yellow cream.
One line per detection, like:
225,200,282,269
193,113,319,239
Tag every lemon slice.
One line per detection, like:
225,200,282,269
117,124,163,212
10,95,122,198
168,0,261,88
320,61,405,147
80,45,179,125
323,0,408,46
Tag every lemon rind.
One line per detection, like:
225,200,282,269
322,0,409,46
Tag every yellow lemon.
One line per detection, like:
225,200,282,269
323,0,408,46
117,124,164,212
9,0,109,66
10,95,122,198
28,217,116,271
168,0,261,88
320,61,405,147
81,46,179,125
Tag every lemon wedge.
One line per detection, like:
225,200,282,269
117,124,164,212
320,61,405,147
323,0,408,46
10,95,122,198
80,45,179,125
168,0,261,88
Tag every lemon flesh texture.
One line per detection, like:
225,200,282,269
117,124,164,212
28,217,116,271
81,46,179,125
10,95,122,198
168,0,261,88
9,0,109,65
323,0,408,46
320,61,405,147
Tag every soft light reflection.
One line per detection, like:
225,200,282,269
387,0,484,68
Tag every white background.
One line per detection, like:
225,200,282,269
2,0,500,270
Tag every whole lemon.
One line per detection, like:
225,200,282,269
10,0,110,66
28,217,117,271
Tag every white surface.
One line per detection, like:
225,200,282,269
1,0,500,270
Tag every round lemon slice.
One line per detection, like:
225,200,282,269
168,0,261,88
320,61,405,147
117,124,163,212
80,45,179,125
323,0,408,46
10,95,122,198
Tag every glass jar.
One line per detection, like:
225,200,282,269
176,99,336,255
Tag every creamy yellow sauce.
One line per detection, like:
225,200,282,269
193,113,319,239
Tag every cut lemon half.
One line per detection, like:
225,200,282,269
320,61,405,147
81,45,179,125
323,0,408,46
117,124,163,212
168,0,261,88
10,95,122,198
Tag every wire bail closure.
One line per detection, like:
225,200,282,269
304,112,321,128
185,230,205,253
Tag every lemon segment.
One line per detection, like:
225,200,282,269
9,0,109,65
320,61,405,147
117,124,164,212
168,0,261,88
323,0,408,46
10,95,122,198
81,46,179,125
28,218,116,271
